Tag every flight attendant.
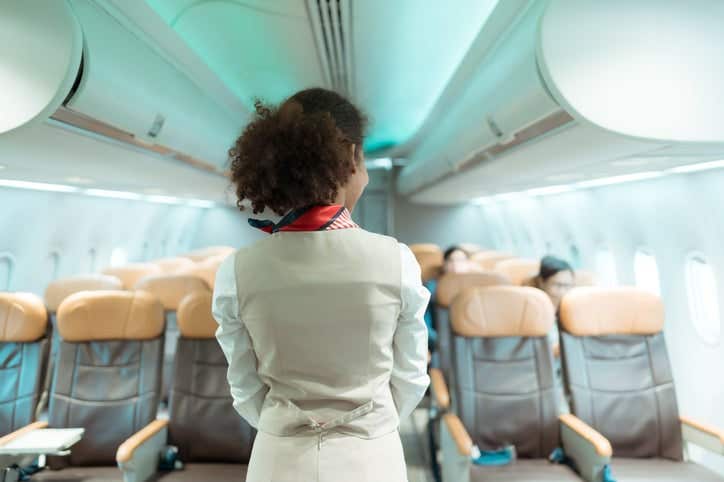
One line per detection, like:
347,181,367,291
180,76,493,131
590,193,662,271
212,88,430,482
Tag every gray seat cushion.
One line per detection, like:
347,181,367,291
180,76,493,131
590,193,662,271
611,457,724,482
471,459,582,481
152,464,248,481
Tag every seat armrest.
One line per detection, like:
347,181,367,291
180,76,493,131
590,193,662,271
440,414,471,482
116,419,169,482
429,368,450,411
681,415,724,455
559,414,612,482
0,421,48,447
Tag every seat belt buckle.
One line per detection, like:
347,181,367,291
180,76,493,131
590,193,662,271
471,444,516,466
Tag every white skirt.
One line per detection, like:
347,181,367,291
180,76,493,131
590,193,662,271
246,430,408,482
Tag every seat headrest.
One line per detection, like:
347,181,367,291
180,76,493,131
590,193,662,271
178,256,226,288
182,246,235,262
57,290,164,342
560,287,664,336
134,274,210,310
436,271,512,307
0,293,47,342
494,258,540,286
450,286,555,338
470,251,514,270
44,274,123,312
102,263,163,290
409,244,444,283
177,291,217,339
153,257,195,274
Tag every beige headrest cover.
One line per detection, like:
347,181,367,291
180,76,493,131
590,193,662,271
0,293,47,342
102,263,163,290
177,291,217,339
57,291,164,342
495,259,541,286
182,246,235,262
436,271,512,307
134,274,210,310
560,287,664,336
450,286,554,338
44,274,123,311
471,251,513,270
153,257,195,274
178,256,226,288
410,244,444,283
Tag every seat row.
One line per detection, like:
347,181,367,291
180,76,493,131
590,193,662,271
0,289,252,481
410,244,724,482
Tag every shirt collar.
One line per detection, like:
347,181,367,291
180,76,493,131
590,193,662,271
249,204,359,233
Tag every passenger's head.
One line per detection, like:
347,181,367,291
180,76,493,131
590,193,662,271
229,88,368,215
535,255,574,309
443,246,472,274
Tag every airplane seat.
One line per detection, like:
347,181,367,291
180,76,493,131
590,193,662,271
430,272,512,411
439,286,604,482
118,291,255,481
409,243,444,283
102,263,163,290
0,293,49,435
470,251,514,271
181,246,235,263
134,274,211,402
178,254,229,289
153,257,195,274
26,290,164,479
559,287,724,481
493,258,540,286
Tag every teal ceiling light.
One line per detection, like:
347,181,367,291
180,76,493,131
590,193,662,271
145,0,498,153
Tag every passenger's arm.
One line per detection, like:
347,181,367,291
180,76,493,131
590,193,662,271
680,415,724,455
212,255,269,429
390,244,431,421
116,419,168,482
559,413,612,482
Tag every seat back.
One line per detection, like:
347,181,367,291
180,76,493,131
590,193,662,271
153,257,195,274
0,293,49,435
450,286,558,458
102,263,162,290
494,258,540,286
44,274,124,313
181,246,235,263
574,270,596,287
434,272,512,387
50,291,164,466
134,274,211,400
470,251,514,271
170,292,255,463
410,243,443,283
559,287,683,460
178,255,227,289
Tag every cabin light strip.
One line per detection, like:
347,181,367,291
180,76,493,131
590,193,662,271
0,179,218,208
473,160,724,205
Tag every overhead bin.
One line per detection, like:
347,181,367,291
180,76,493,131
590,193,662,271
398,0,724,202
64,0,244,169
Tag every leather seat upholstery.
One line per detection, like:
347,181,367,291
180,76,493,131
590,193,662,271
493,258,540,286
450,286,560,458
470,251,514,271
46,290,164,469
0,293,49,435
409,243,443,283
102,263,163,290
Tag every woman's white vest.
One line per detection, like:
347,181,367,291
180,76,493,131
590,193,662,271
234,228,402,439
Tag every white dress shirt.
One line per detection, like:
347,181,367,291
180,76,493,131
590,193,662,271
212,242,430,429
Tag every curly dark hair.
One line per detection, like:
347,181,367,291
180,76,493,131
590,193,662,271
228,88,367,215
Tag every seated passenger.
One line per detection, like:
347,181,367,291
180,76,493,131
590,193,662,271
424,246,480,349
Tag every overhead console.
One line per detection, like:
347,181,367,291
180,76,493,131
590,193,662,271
398,0,724,204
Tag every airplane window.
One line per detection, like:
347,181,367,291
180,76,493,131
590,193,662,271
0,254,15,291
594,248,618,287
88,248,98,272
110,248,128,267
569,244,582,269
685,253,721,345
47,251,61,281
634,249,661,295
